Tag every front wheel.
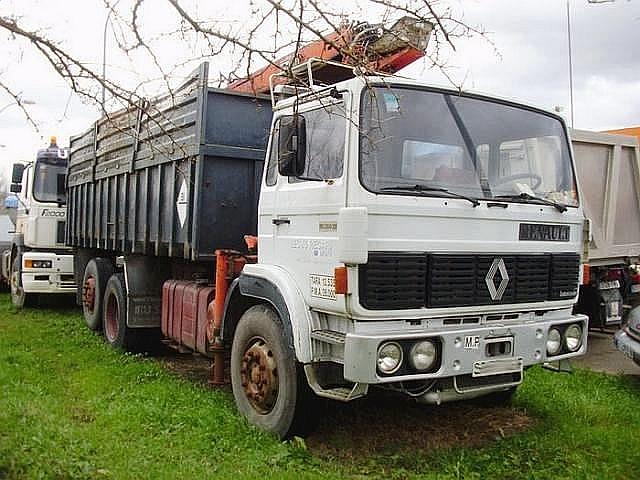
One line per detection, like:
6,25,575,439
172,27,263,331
230,304,314,439
10,257,34,308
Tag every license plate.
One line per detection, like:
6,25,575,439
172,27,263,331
599,280,620,290
619,342,635,361
631,284,640,293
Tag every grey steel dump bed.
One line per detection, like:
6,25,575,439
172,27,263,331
571,128,640,266
67,64,272,261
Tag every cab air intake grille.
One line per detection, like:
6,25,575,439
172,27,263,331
57,221,66,244
358,253,427,309
359,252,579,310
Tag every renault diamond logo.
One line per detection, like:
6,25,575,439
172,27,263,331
485,258,509,301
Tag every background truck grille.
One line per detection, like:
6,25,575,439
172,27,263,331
57,221,66,244
359,252,580,310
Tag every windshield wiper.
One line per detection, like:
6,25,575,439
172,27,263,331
493,192,567,213
380,184,480,207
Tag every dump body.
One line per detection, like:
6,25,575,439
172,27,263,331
571,129,640,328
67,64,272,260
571,129,640,266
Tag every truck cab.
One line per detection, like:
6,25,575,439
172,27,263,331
4,137,75,306
237,72,588,424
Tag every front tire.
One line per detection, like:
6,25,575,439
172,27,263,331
82,258,114,331
230,304,313,439
10,256,33,308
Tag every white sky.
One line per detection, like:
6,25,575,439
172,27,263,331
0,0,638,178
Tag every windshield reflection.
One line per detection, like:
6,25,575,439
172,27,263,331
360,87,578,207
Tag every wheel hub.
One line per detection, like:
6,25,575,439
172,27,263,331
82,276,96,312
240,339,278,414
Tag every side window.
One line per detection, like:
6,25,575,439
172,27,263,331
265,121,279,186
289,101,346,182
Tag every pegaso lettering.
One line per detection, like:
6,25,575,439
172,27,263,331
41,209,65,218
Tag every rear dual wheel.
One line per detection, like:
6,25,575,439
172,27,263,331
102,272,157,353
82,258,113,331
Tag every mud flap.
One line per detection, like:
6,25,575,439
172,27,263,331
123,255,171,327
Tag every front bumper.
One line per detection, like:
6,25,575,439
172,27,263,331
22,252,75,294
343,312,588,384
613,328,640,366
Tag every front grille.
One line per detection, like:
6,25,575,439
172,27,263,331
359,252,580,310
56,221,66,244
358,253,427,309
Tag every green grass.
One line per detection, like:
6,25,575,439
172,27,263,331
0,293,639,479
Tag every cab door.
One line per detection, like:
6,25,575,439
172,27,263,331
270,98,349,312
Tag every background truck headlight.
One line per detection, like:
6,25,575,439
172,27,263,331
409,340,436,371
564,324,583,352
24,260,53,269
547,328,562,356
377,342,403,374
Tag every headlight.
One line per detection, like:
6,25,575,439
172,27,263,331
24,259,53,269
409,340,437,371
377,342,403,374
564,324,583,352
546,328,562,356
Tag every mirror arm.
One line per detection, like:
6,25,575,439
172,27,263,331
12,194,29,215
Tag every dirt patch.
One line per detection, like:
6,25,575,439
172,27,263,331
153,351,534,458
306,390,533,460
156,351,213,384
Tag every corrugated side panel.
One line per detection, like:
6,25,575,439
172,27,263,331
68,64,273,260
67,65,203,258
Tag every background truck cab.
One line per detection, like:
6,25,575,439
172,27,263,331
2,137,75,306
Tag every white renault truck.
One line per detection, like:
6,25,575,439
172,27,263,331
66,58,589,438
2,137,75,306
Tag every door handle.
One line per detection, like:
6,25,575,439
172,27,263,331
272,218,291,226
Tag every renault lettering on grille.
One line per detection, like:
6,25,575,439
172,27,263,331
485,258,509,301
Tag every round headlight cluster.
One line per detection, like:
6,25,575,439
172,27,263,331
409,340,437,371
564,324,583,352
377,342,403,374
546,328,562,356
546,323,583,356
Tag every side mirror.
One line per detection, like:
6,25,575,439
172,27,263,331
11,163,25,184
10,183,22,194
278,115,306,177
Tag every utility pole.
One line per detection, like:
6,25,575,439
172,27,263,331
566,0,575,127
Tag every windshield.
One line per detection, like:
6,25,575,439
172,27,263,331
360,86,578,207
33,159,67,204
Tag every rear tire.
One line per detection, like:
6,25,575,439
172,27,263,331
103,273,139,351
230,304,315,439
10,256,34,308
82,258,114,331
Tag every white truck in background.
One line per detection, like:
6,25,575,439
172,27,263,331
1,137,76,306
571,129,640,328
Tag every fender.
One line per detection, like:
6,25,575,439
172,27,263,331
236,263,313,363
